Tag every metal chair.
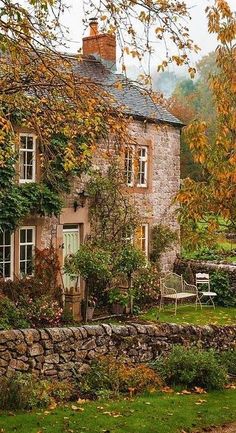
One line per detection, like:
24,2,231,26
195,273,217,308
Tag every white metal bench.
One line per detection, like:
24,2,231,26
160,272,202,315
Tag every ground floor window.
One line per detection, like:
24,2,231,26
19,227,35,276
0,230,13,279
124,224,149,257
135,224,149,256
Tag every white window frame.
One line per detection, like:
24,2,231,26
19,133,36,183
137,146,148,188
19,226,35,277
0,230,14,280
124,145,134,187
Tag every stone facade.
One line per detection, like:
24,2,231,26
0,324,235,380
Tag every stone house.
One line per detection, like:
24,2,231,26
0,20,182,319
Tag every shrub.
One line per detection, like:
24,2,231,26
151,346,227,390
21,294,63,327
0,296,29,330
210,271,235,307
150,224,178,265
0,247,62,304
218,350,236,378
132,266,160,307
80,356,162,398
0,373,75,410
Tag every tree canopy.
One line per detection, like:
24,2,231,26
176,0,236,248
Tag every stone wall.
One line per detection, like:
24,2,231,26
174,258,236,293
0,323,235,380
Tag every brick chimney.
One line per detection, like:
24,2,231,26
82,18,116,71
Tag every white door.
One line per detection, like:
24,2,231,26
63,225,80,291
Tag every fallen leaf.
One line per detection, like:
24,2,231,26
71,405,84,412
194,387,206,394
195,399,207,405
161,386,174,393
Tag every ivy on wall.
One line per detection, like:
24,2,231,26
0,117,92,232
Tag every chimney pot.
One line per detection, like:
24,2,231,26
82,18,116,70
89,18,98,36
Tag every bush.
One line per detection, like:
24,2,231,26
0,373,75,410
150,224,178,265
218,350,236,378
210,271,235,307
0,297,29,330
0,247,62,304
20,294,63,327
133,266,160,307
0,294,64,329
151,346,227,390
80,356,162,398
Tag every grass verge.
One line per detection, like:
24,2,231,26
140,306,236,325
1,389,236,433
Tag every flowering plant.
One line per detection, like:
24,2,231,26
18,294,63,327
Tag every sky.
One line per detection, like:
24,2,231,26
62,0,235,55
60,0,235,84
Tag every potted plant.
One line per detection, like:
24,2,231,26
87,295,97,320
108,288,129,315
64,244,111,322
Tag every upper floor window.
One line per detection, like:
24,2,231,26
19,227,35,276
19,134,36,183
0,230,13,279
124,145,148,188
137,147,148,187
124,146,134,186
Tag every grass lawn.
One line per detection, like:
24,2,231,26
1,390,236,433
140,306,236,326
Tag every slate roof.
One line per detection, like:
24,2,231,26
71,55,182,127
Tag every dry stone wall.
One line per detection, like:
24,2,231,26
0,323,235,380
174,258,236,293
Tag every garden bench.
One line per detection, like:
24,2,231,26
160,272,202,315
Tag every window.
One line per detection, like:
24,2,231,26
137,146,148,187
135,224,149,256
19,227,35,276
124,146,134,186
19,134,36,183
124,145,148,187
0,230,13,279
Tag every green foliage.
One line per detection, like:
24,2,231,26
107,288,129,307
114,244,146,280
210,271,235,307
21,294,63,327
0,131,89,232
0,297,29,330
150,224,178,264
218,350,236,378
132,266,160,306
0,294,63,329
80,356,162,398
87,162,140,254
151,346,227,391
65,244,111,286
0,373,75,410
182,246,221,261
